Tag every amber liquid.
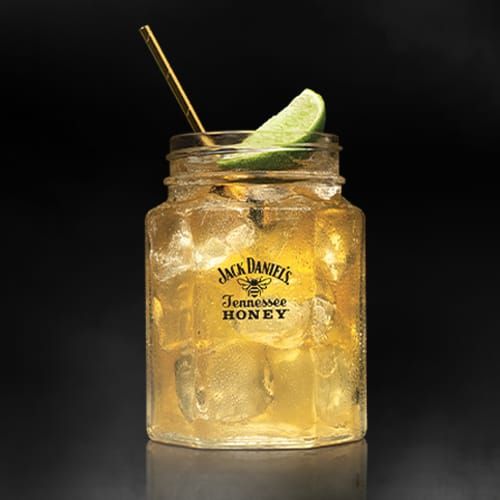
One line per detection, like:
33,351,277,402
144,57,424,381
146,182,366,448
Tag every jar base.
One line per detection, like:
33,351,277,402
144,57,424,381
147,426,366,450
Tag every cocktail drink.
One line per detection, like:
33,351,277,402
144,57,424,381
146,128,366,448
140,27,366,449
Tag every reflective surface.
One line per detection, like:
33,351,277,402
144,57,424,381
147,440,367,500
24,427,500,500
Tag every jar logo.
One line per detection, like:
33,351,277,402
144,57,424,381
217,257,292,286
236,276,272,297
217,257,292,322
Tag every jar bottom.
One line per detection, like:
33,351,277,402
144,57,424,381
147,426,366,450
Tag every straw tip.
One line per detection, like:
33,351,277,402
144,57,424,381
139,24,151,43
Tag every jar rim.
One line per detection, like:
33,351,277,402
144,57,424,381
170,130,339,141
167,130,341,161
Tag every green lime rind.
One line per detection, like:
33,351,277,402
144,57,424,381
218,88,326,170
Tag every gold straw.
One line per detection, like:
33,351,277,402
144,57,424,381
139,25,209,136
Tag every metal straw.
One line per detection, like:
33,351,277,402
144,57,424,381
139,25,210,138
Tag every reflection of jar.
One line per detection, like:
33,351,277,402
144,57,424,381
147,440,367,499
146,131,366,448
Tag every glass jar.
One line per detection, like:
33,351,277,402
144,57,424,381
145,131,366,449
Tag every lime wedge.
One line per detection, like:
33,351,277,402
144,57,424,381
219,88,326,170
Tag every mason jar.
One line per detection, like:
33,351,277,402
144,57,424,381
145,131,366,449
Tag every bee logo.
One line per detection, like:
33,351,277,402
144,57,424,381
237,276,272,297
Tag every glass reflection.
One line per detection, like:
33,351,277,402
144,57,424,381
147,439,367,500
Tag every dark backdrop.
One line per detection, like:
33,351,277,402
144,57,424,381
6,0,500,499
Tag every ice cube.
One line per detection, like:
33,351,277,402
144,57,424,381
315,208,361,283
233,297,335,349
150,218,194,282
310,296,336,344
157,277,195,351
322,232,351,281
174,352,197,422
312,343,357,426
148,203,257,280
233,300,311,349
193,220,256,271
333,254,364,341
151,296,164,330
194,340,273,423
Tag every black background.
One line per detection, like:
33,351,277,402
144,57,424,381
6,0,500,498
